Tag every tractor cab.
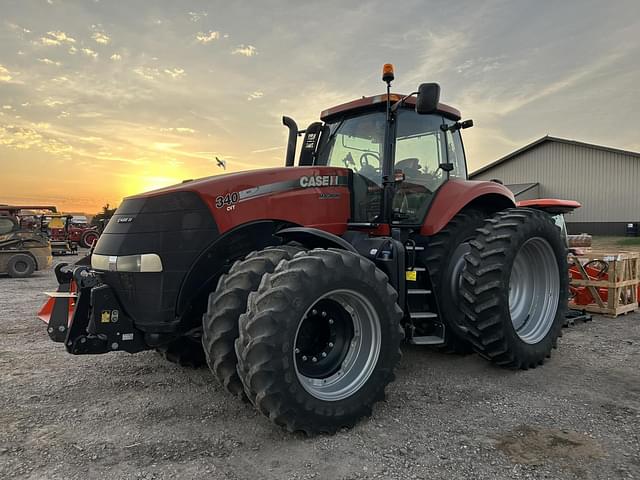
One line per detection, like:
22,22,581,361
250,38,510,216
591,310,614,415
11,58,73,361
284,65,473,227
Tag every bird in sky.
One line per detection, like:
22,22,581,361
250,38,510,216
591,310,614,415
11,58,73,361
216,156,226,170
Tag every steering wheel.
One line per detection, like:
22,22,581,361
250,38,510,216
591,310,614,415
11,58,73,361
359,152,379,169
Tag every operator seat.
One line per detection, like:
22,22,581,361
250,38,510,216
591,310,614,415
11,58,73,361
394,158,429,213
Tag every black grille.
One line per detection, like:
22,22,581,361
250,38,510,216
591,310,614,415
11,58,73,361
94,191,218,332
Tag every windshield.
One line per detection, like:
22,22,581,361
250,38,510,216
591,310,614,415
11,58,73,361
317,112,386,222
315,109,467,225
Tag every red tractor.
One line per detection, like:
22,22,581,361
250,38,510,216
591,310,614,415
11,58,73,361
43,214,100,250
40,65,577,434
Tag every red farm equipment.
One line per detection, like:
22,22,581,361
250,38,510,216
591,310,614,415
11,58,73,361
39,65,579,434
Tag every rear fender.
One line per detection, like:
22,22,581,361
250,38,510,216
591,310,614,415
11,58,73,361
516,199,581,214
421,179,515,235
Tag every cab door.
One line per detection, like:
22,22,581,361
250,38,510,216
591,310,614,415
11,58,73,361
392,110,468,225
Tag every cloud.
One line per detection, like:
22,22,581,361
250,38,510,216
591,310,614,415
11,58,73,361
39,36,61,46
164,68,186,79
251,146,282,154
38,58,62,66
0,64,16,82
188,11,208,22
232,44,257,57
42,97,65,107
133,66,159,80
68,46,77,55
134,66,185,80
247,91,263,101
92,32,111,44
160,127,197,134
47,30,76,44
82,48,98,58
196,31,220,44
0,124,73,156
7,23,31,34
110,53,122,61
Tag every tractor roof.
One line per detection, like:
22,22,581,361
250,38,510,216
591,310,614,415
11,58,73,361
0,205,58,214
320,93,461,123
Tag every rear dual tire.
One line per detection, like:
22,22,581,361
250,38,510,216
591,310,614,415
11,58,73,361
422,209,486,354
460,208,568,369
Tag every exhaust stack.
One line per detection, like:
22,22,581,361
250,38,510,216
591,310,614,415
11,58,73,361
282,116,298,167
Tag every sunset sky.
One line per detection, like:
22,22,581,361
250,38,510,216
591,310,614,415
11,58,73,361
1,0,639,213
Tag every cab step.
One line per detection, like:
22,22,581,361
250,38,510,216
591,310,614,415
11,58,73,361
409,312,438,319
408,289,431,295
410,335,445,345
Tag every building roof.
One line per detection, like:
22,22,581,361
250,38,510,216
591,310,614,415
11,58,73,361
470,135,640,178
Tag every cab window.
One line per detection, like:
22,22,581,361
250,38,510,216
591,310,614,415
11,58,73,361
317,112,386,222
393,112,448,223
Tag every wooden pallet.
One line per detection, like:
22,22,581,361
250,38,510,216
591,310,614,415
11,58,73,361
569,251,640,317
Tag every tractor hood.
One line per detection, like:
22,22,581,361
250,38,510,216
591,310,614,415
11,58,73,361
121,165,353,236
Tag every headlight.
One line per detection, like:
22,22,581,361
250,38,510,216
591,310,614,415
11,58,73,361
91,253,163,272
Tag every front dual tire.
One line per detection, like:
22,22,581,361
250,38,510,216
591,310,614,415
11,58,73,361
227,248,403,434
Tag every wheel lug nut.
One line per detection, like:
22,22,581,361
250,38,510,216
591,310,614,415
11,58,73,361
321,311,327,317
321,352,327,358
312,357,317,362
302,355,307,361
328,342,334,348
312,309,318,315
295,348,300,354
328,319,334,325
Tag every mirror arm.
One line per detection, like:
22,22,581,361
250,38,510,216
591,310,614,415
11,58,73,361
390,91,418,113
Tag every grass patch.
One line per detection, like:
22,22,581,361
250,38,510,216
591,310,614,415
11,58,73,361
616,237,640,246
589,236,640,252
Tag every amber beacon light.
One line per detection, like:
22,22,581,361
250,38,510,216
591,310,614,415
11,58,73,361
382,63,395,83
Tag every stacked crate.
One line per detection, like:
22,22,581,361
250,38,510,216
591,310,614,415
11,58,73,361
569,251,640,317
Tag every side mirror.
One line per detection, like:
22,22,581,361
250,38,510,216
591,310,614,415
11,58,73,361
415,83,440,114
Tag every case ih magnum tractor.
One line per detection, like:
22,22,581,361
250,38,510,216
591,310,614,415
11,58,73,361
40,65,577,434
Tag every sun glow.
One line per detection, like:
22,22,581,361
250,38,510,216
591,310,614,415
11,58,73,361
138,176,184,193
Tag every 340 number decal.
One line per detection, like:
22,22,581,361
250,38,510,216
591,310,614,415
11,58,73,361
215,192,239,209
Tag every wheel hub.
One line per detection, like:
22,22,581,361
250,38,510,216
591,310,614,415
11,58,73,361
508,237,560,344
293,289,381,402
15,261,28,273
295,300,354,378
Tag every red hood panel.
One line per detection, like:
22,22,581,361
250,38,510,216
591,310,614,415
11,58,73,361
130,166,352,235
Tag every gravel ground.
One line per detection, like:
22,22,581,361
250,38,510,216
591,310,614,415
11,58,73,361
1,254,639,480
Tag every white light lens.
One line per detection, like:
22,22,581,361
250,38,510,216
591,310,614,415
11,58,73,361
117,255,141,272
91,253,163,272
91,254,110,271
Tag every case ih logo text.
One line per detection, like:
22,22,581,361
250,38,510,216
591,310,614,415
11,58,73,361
299,175,340,188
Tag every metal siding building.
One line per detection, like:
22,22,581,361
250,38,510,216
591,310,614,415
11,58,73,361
470,136,640,235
